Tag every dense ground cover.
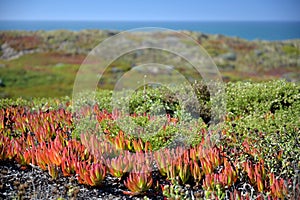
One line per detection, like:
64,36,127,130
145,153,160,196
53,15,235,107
0,80,299,199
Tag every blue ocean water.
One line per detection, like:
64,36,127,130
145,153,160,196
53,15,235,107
0,20,299,41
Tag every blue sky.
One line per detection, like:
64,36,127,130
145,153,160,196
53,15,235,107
0,0,299,21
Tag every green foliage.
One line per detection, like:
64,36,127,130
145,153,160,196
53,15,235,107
226,80,300,115
1,80,299,199
128,87,179,116
0,96,71,111
282,45,300,56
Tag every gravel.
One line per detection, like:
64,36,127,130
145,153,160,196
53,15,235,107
0,161,164,200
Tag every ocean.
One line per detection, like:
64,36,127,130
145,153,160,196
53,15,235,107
0,20,300,41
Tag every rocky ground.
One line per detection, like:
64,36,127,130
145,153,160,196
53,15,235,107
0,160,165,200
0,160,260,200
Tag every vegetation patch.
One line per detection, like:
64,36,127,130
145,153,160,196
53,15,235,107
0,80,299,199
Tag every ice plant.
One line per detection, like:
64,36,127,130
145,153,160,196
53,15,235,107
85,163,106,186
83,133,119,160
243,159,267,193
177,160,190,184
61,152,77,176
48,164,59,180
199,146,223,175
269,173,288,199
161,184,190,199
106,152,133,178
200,156,213,175
124,166,153,195
132,139,143,152
221,159,238,186
26,133,35,147
75,161,89,184
255,160,266,193
243,161,255,185
0,109,4,131
166,161,177,184
47,136,64,166
190,160,202,184
189,147,198,161
109,130,127,150
175,153,191,184
34,142,50,170
17,148,32,168
131,138,152,153
202,173,226,199
203,173,214,190
229,189,244,200
154,149,173,176
0,94,297,198
0,135,10,160
133,152,153,172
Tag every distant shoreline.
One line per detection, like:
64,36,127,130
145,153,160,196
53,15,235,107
0,20,300,41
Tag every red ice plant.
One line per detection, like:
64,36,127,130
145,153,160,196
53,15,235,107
61,154,77,176
74,150,106,186
124,166,153,196
199,146,223,175
0,135,10,160
202,173,216,190
190,160,202,184
218,159,238,187
243,159,267,193
107,130,128,151
166,161,177,184
106,152,134,178
175,151,191,184
0,105,295,198
47,135,64,166
0,109,4,131
75,161,89,184
48,164,59,180
34,142,49,170
85,162,106,186
132,138,152,153
269,173,288,199
154,148,173,177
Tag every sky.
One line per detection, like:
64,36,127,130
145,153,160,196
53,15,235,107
0,0,299,21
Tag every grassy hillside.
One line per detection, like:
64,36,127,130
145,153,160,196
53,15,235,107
0,30,299,98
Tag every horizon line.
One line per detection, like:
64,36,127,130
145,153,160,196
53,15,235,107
1,19,300,22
